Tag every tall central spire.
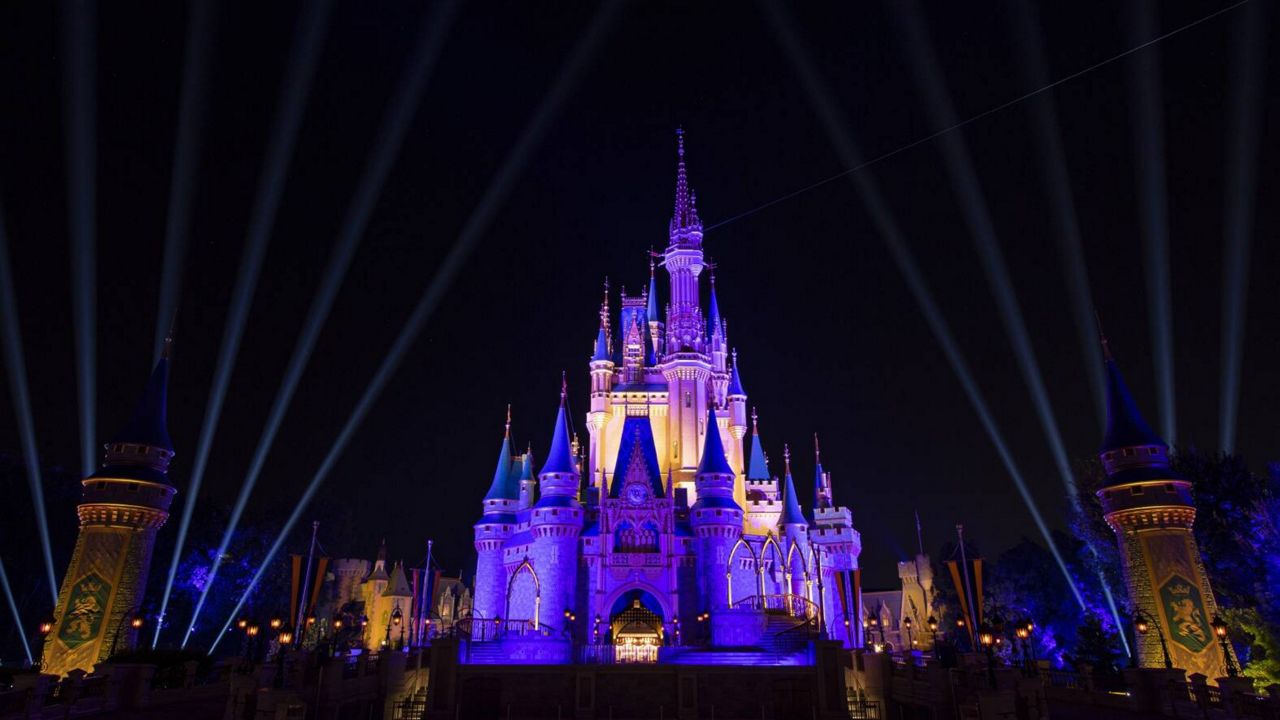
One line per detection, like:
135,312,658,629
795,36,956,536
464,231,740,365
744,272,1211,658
669,127,703,244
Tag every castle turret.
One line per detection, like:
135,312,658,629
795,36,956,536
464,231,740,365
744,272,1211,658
588,283,615,497
814,434,832,510
42,346,178,676
743,408,781,534
690,407,742,610
809,445,861,646
777,446,811,599
1096,339,1234,678
646,258,663,358
726,351,748,487
517,447,537,509
530,380,585,622
473,413,518,621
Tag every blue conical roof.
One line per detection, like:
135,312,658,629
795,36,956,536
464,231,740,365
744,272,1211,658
592,325,610,362
1101,358,1165,452
540,392,578,476
747,414,769,481
696,407,735,476
780,469,807,526
483,428,518,501
110,356,173,451
708,279,722,334
519,450,534,481
728,357,745,396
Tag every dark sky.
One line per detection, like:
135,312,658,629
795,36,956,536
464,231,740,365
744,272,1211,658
1,0,1277,632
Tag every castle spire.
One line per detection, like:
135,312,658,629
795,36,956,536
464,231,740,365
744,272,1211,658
780,446,807,526
747,406,769,481
728,350,746,397
647,254,660,323
696,406,734,476
707,271,722,336
539,374,578,477
483,408,518,501
1099,340,1164,453
669,127,703,241
109,348,175,453
814,433,833,509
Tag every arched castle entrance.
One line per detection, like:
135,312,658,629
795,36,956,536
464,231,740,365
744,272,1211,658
607,589,664,663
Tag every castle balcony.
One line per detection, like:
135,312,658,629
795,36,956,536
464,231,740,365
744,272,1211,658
606,552,667,568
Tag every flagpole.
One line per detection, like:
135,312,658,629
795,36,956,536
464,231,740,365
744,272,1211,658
295,520,319,642
418,539,433,644
956,524,978,635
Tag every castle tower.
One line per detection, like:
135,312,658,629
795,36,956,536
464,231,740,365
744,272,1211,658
473,413,518,621
809,442,861,646
726,351,748,491
743,408,782,534
646,258,663,358
690,407,742,611
1096,342,1235,679
587,288,614,497
517,448,537,510
897,554,934,650
42,349,178,676
777,447,810,599
529,381,585,622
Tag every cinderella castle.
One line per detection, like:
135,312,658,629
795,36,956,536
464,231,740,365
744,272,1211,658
469,131,862,664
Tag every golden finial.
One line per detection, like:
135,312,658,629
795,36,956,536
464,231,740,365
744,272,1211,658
751,406,759,435
783,444,791,475
814,433,821,462
505,404,512,437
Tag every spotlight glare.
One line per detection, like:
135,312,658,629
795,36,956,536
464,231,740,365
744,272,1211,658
1218,0,1267,453
63,0,98,479
764,0,1087,614
154,0,219,360
181,0,456,648
154,0,336,649
1126,0,1176,445
0,556,33,664
206,0,623,654
0,207,59,605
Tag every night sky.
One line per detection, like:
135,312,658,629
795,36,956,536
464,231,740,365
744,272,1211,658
1,0,1277,636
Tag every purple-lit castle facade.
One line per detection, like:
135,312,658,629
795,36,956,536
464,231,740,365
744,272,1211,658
471,132,861,664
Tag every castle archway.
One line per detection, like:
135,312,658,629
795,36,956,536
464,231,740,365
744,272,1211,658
606,588,665,664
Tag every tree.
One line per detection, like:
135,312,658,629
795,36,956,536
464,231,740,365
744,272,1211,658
1065,611,1124,688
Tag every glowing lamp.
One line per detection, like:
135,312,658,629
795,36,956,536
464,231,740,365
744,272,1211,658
237,618,248,630
39,617,55,635
130,614,145,630
333,619,344,630
269,617,282,630
306,614,316,626
279,630,294,645
1015,626,1029,640
392,607,403,626
956,618,966,629
1211,615,1228,639
1135,616,1150,635
247,624,260,637
903,616,912,629
978,627,994,647
926,616,938,632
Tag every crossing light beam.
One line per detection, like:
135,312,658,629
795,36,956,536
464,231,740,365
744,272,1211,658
63,0,98,479
153,0,335,649
207,0,625,655
0,206,59,607
1218,0,1267,453
154,0,218,360
0,556,33,664
182,0,455,649
1127,0,1176,445
762,0,1089,616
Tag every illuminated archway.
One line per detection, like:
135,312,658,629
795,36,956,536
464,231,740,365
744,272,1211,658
505,559,541,628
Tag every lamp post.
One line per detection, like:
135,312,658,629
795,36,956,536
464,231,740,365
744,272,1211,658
1134,609,1173,669
1211,615,1237,678
903,616,914,650
274,629,293,689
1014,620,1032,675
926,616,938,650
978,625,997,689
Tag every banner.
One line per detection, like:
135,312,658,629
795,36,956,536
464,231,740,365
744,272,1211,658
973,558,984,627
946,560,974,644
308,556,330,616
